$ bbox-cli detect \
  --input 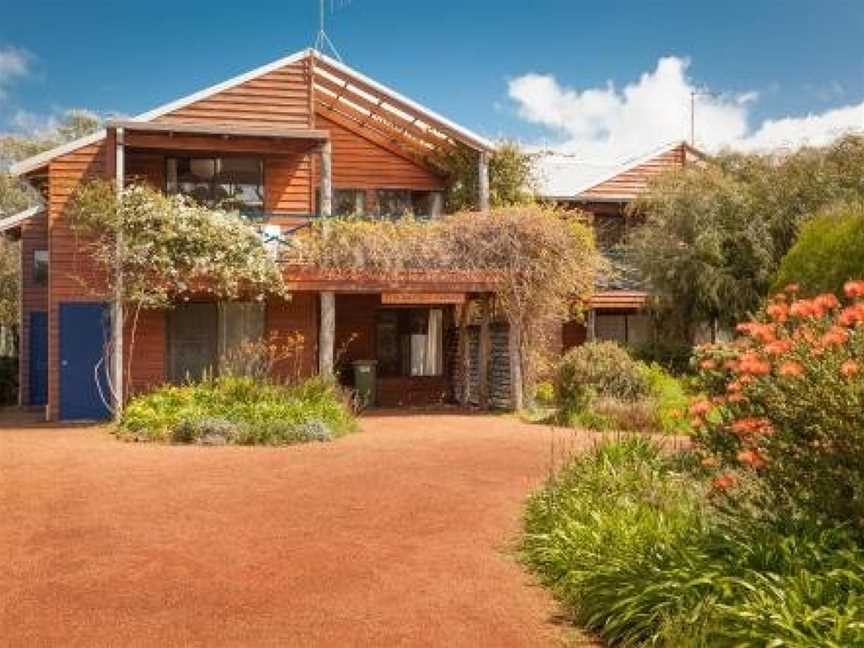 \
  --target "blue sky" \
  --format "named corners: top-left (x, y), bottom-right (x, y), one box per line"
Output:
top-left (1, 0), bottom-right (862, 161)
